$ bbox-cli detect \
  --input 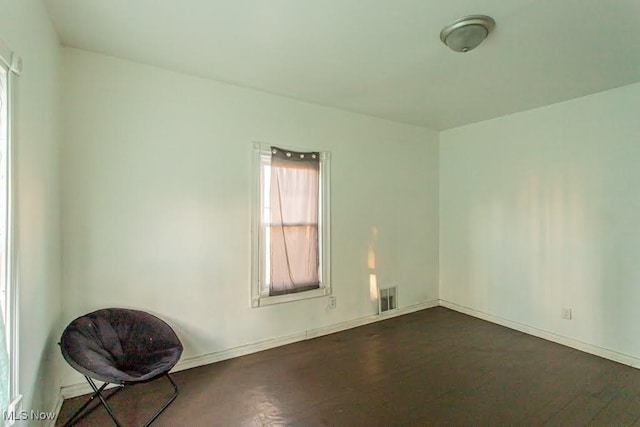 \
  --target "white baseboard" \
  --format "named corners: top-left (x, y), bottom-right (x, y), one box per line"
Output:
top-left (59, 299), bottom-right (439, 399)
top-left (440, 299), bottom-right (640, 369)
top-left (46, 392), bottom-right (64, 427)
top-left (55, 297), bottom-right (640, 421)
